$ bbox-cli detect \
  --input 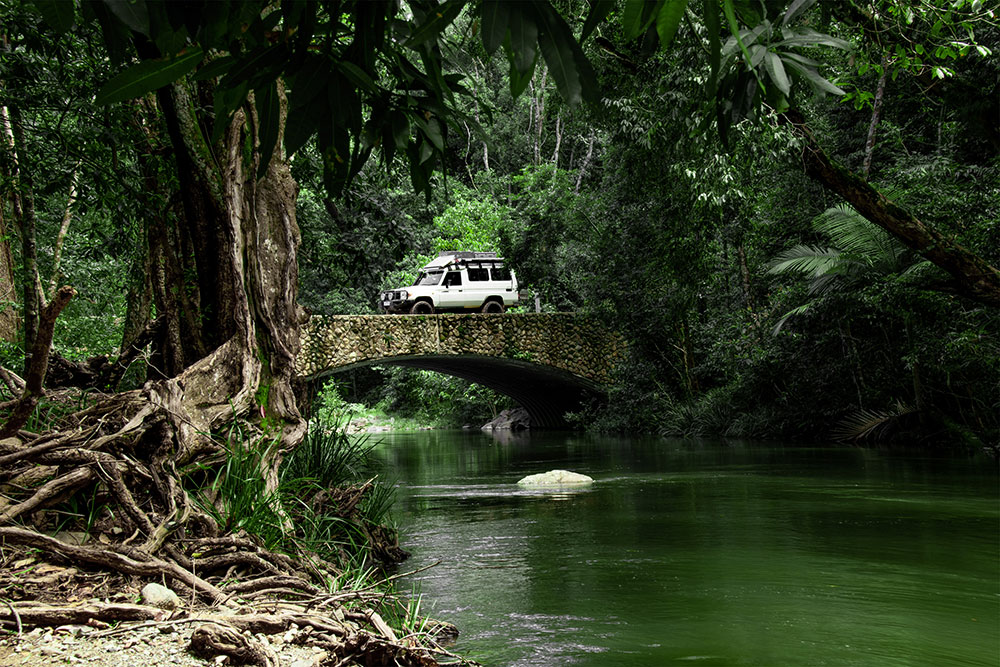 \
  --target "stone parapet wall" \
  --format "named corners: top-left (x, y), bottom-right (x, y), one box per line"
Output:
top-left (297, 313), bottom-right (624, 385)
